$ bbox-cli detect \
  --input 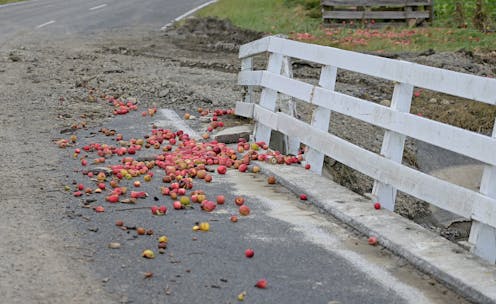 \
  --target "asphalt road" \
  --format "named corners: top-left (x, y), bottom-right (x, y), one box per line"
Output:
top-left (55, 108), bottom-right (468, 304)
top-left (0, 0), bottom-right (209, 43)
